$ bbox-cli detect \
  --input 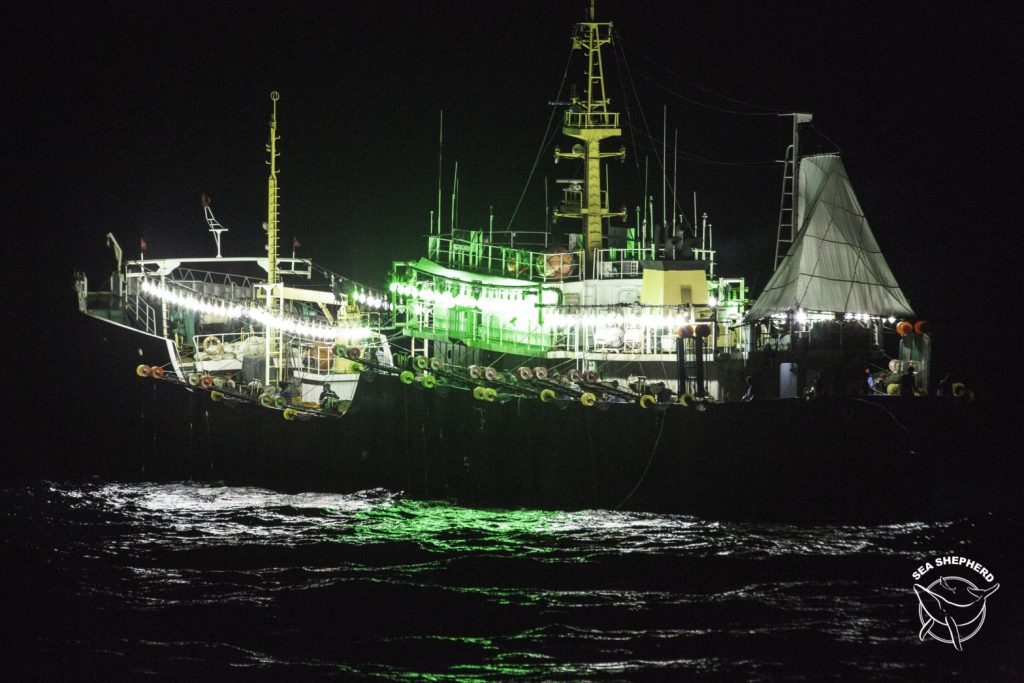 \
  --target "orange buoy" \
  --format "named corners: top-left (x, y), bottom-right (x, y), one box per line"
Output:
top-left (695, 324), bottom-right (712, 338)
top-left (135, 364), bottom-right (151, 378)
top-left (678, 325), bottom-right (694, 338)
top-left (150, 366), bottom-right (165, 379)
top-left (896, 321), bottom-right (913, 336)
top-left (199, 375), bottom-right (214, 389)
top-left (914, 320), bottom-right (929, 335)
